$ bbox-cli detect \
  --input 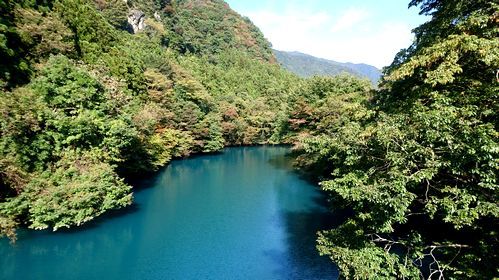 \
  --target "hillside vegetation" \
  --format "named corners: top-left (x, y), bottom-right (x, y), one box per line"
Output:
top-left (0, 0), bottom-right (300, 239)
top-left (0, 0), bottom-right (497, 279)
top-left (161, 0), bottom-right (276, 62)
